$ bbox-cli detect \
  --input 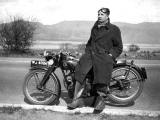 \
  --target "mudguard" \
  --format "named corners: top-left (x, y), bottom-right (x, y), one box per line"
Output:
top-left (114, 60), bottom-right (147, 81)
top-left (30, 65), bottom-right (49, 71)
